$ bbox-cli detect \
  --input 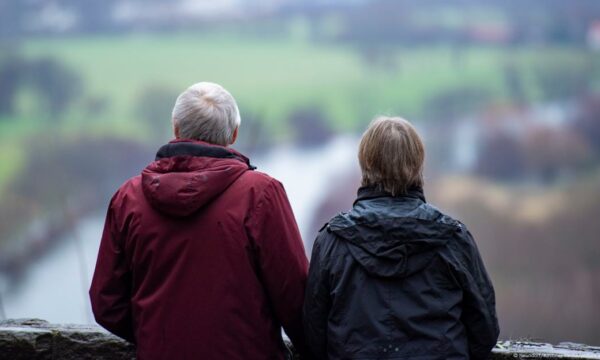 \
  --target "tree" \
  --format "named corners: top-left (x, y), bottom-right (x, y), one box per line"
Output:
top-left (135, 86), bottom-right (178, 145)
top-left (233, 109), bottom-right (272, 155)
top-left (534, 60), bottom-right (591, 102)
top-left (425, 86), bottom-right (492, 122)
top-left (503, 62), bottom-right (528, 105)
top-left (0, 0), bottom-right (27, 38)
top-left (288, 106), bottom-right (333, 147)
top-left (0, 56), bottom-right (26, 117)
top-left (28, 58), bottom-right (83, 118)
top-left (573, 95), bottom-right (600, 156)
top-left (476, 131), bottom-right (525, 181)
top-left (522, 126), bottom-right (593, 183)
